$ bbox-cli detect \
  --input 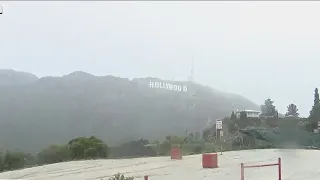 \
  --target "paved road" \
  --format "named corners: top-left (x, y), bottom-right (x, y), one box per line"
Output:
top-left (0, 149), bottom-right (319, 180)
